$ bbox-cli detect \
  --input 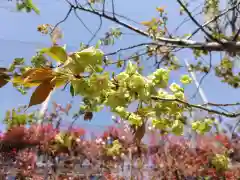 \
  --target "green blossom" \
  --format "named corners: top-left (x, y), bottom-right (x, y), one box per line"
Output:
top-left (106, 140), bottom-right (122, 156)
top-left (174, 91), bottom-right (185, 100)
top-left (180, 75), bottom-right (192, 84)
top-left (212, 154), bottom-right (230, 171)
top-left (171, 120), bottom-right (184, 135)
top-left (152, 68), bottom-right (170, 88)
top-left (128, 113), bottom-right (142, 126)
top-left (152, 119), bottom-right (169, 130)
top-left (169, 83), bottom-right (183, 93)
